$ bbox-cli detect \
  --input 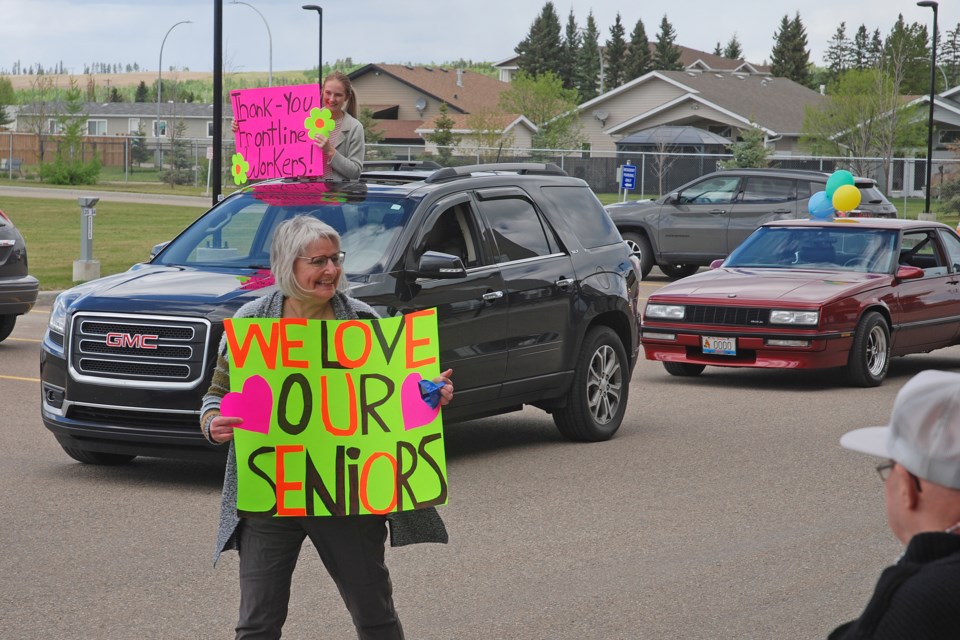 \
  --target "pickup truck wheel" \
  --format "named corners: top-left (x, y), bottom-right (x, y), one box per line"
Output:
top-left (60, 444), bottom-right (136, 465)
top-left (554, 326), bottom-right (628, 442)
top-left (663, 362), bottom-right (706, 377)
top-left (0, 314), bottom-right (15, 343)
top-left (621, 232), bottom-right (653, 278)
top-left (659, 263), bottom-right (699, 280)
top-left (846, 311), bottom-right (890, 387)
